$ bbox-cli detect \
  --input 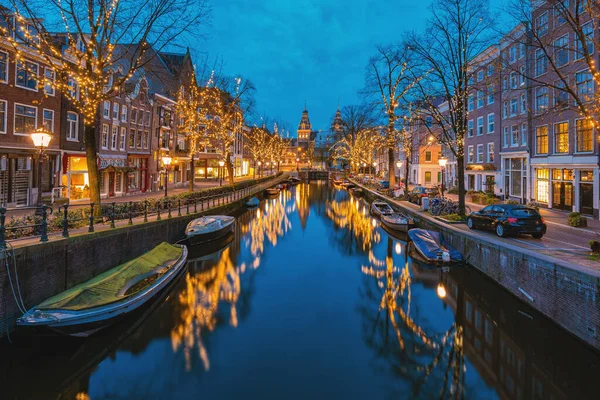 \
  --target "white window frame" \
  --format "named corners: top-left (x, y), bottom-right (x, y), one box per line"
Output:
top-left (44, 67), bottom-right (55, 96)
top-left (119, 127), bottom-right (126, 151)
top-left (554, 34), bottom-right (569, 67)
top-left (520, 93), bottom-right (527, 114)
top-left (103, 101), bottom-right (110, 119)
top-left (0, 100), bottom-right (7, 134)
top-left (510, 98), bottom-right (518, 116)
top-left (553, 120), bottom-right (570, 154)
top-left (521, 123), bottom-right (527, 146)
top-left (468, 120), bottom-right (474, 137)
top-left (42, 108), bottom-right (54, 133)
top-left (535, 48), bottom-right (548, 77)
top-left (503, 126), bottom-right (509, 148)
top-left (477, 90), bottom-right (484, 108)
top-left (487, 113), bottom-right (495, 133)
top-left (511, 125), bottom-right (519, 147)
top-left (111, 125), bottom-right (118, 150)
top-left (101, 124), bottom-right (109, 149)
top-left (487, 143), bottom-right (494, 163)
top-left (0, 50), bottom-right (7, 84)
top-left (112, 102), bottom-right (119, 120)
top-left (487, 85), bottom-right (494, 104)
top-left (15, 59), bottom-right (39, 92)
top-left (503, 101), bottom-right (508, 119)
top-left (476, 144), bottom-right (484, 163)
top-left (13, 102), bottom-right (37, 136)
top-left (67, 111), bottom-right (79, 141)
top-left (575, 21), bottom-right (594, 60)
top-left (477, 116), bottom-right (484, 136)
top-left (121, 105), bottom-right (128, 122)
top-left (467, 145), bottom-right (474, 163)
